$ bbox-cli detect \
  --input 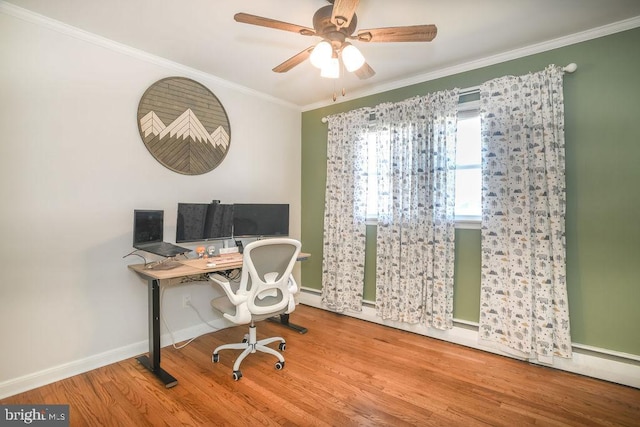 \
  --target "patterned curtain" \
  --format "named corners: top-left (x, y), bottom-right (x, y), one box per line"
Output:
top-left (374, 90), bottom-right (459, 329)
top-left (321, 110), bottom-right (370, 312)
top-left (479, 65), bottom-right (572, 363)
